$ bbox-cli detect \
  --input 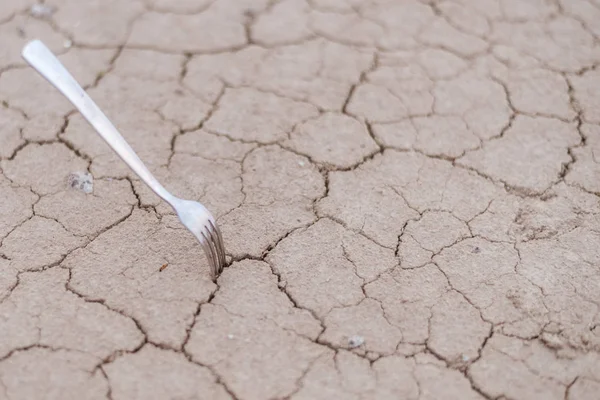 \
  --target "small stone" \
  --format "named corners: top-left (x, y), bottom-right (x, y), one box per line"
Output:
top-left (227, 334), bottom-right (234, 340)
top-left (541, 333), bottom-right (564, 350)
top-left (348, 335), bottom-right (365, 348)
top-left (30, 4), bottom-right (55, 19)
top-left (67, 172), bottom-right (93, 194)
top-left (63, 40), bottom-right (73, 49)
top-left (298, 161), bottom-right (305, 167)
